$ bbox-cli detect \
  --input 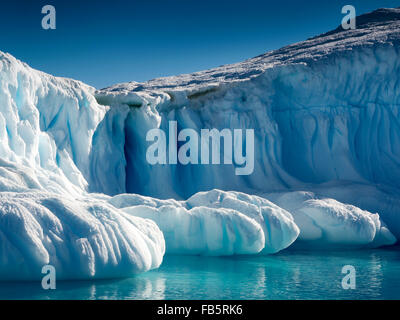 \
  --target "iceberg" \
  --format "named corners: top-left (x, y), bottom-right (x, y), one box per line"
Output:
top-left (0, 8), bottom-right (399, 280)
top-left (0, 192), bottom-right (165, 280)
top-left (186, 190), bottom-right (299, 254)
top-left (109, 189), bottom-right (299, 255)
top-left (96, 8), bottom-right (400, 198)
top-left (265, 191), bottom-right (396, 248)
top-left (122, 203), bottom-right (265, 256)
top-left (0, 53), bottom-right (165, 280)
top-left (95, 8), bottom-right (400, 241)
